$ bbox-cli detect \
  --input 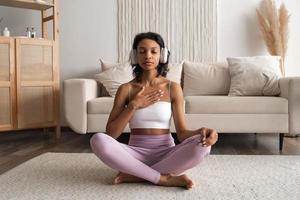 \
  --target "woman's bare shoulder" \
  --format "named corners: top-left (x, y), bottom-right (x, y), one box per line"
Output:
top-left (170, 81), bottom-right (181, 88)
top-left (161, 77), bottom-right (180, 89)
top-left (117, 80), bottom-right (142, 99)
top-left (160, 76), bottom-right (170, 82)
top-left (160, 77), bottom-right (180, 85)
top-left (115, 83), bottom-right (132, 100)
top-left (117, 83), bottom-right (130, 92)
